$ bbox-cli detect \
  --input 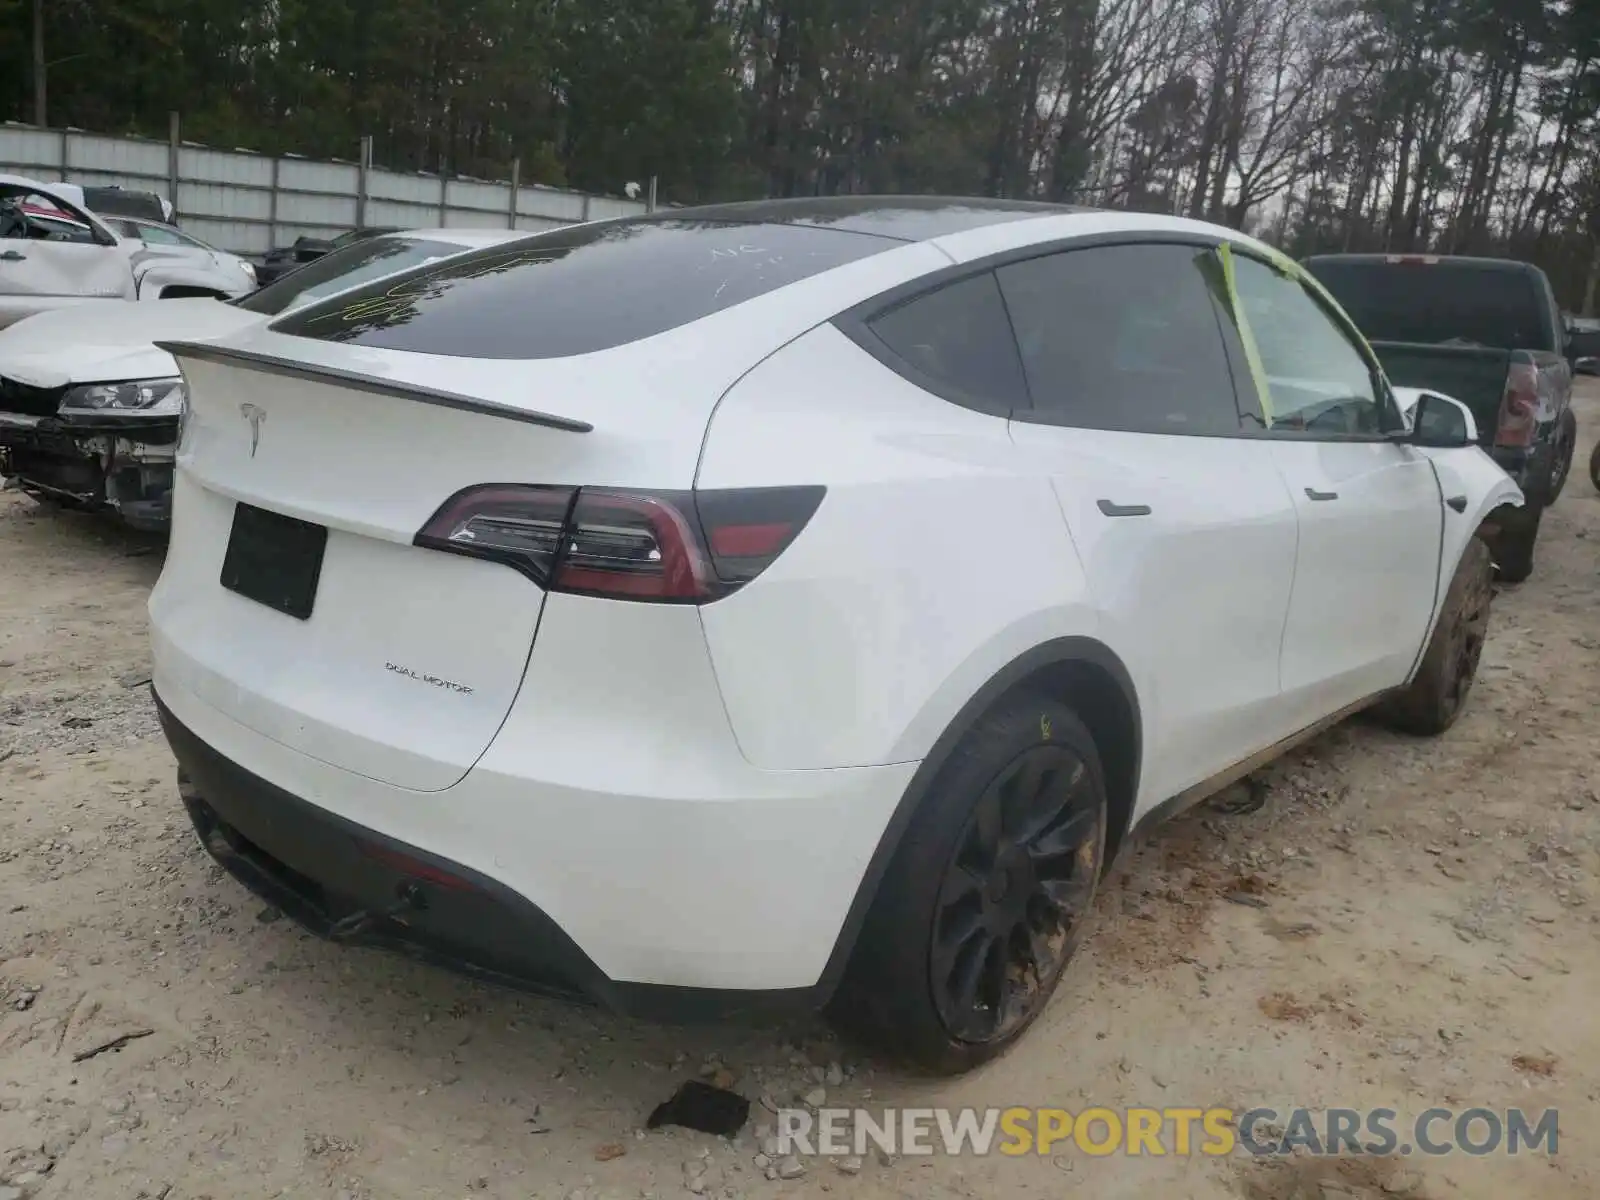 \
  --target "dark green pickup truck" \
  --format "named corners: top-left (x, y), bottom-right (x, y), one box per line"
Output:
top-left (1304, 254), bottom-right (1577, 582)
